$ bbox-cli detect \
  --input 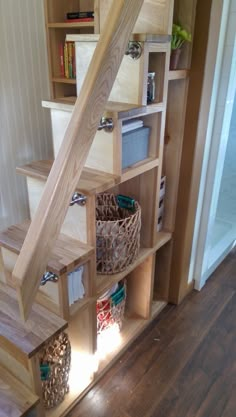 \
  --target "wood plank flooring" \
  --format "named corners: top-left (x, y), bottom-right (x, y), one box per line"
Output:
top-left (67, 249), bottom-right (236, 417)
